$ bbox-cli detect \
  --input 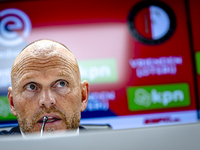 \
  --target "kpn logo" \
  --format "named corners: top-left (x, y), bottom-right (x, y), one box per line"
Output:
top-left (0, 96), bottom-right (17, 120)
top-left (78, 58), bottom-right (118, 84)
top-left (127, 83), bottom-right (190, 111)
